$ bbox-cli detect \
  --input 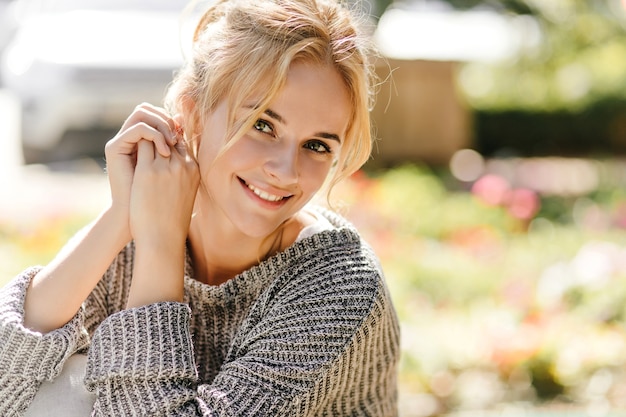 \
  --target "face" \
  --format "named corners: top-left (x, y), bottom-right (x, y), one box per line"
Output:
top-left (194, 61), bottom-right (352, 238)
